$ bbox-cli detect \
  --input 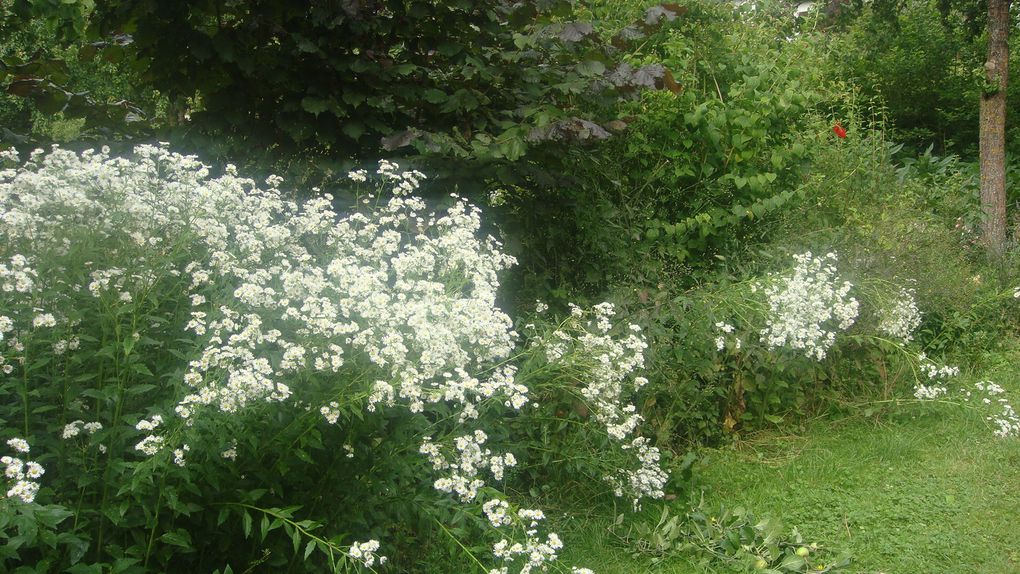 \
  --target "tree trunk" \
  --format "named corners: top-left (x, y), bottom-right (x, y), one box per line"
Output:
top-left (980, 0), bottom-right (1011, 257)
